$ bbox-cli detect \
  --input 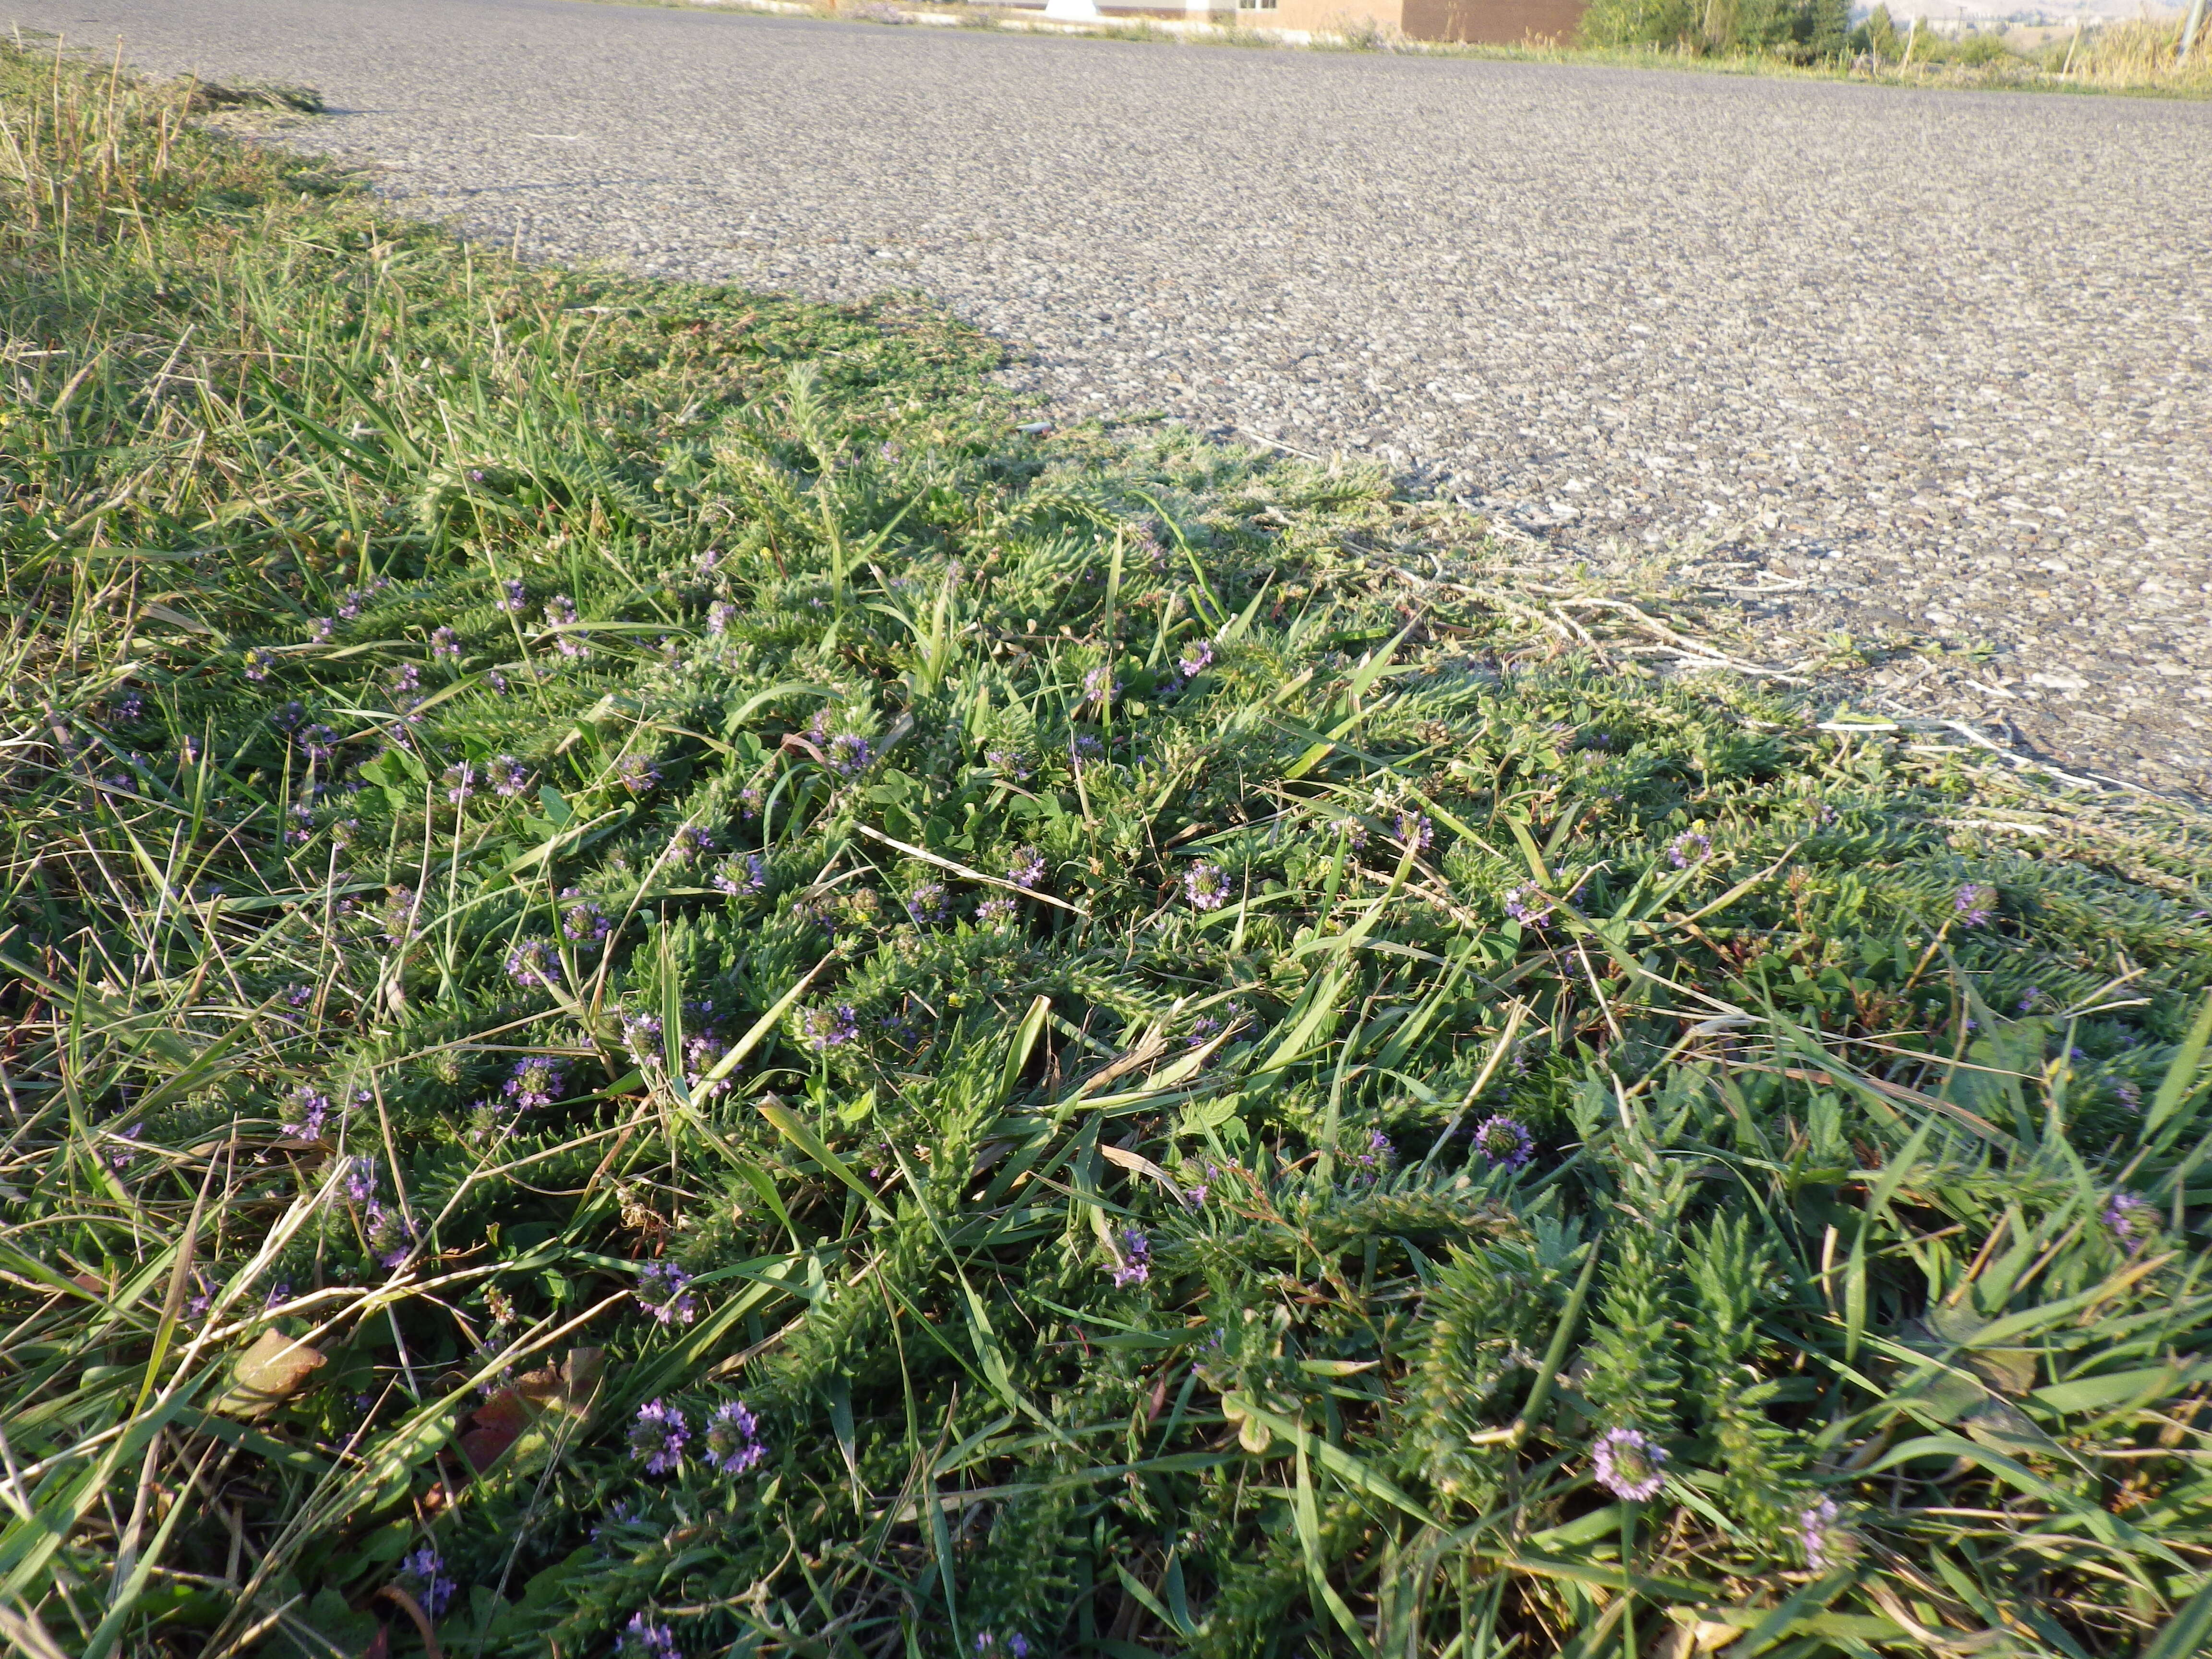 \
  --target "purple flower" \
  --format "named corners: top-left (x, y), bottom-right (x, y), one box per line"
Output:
top-left (107, 1123), bottom-right (143, 1170)
top-left (1668, 832), bottom-right (1712, 869)
top-left (283, 1086), bottom-right (332, 1140)
top-left (977, 1638), bottom-right (1031, 1659)
top-left (443, 762), bottom-right (476, 805)
top-left (976, 896), bottom-right (1018, 927)
top-left (637, 1261), bottom-right (698, 1326)
top-left (1357, 1129), bottom-right (1395, 1170)
top-left (615, 754), bottom-right (660, 794)
top-left (363, 1201), bottom-right (415, 1269)
top-left (381, 888), bottom-right (421, 947)
top-left (2104, 1191), bottom-right (2156, 1255)
top-left (1182, 861), bottom-right (1230, 912)
top-left (1473, 1115), bottom-right (1533, 1172)
top-left (387, 662), bottom-right (421, 695)
top-left (495, 578), bottom-right (527, 614)
top-left (1591, 1427), bottom-right (1667, 1502)
top-left (628, 1399), bottom-right (688, 1475)
top-left (113, 690), bottom-right (146, 721)
top-left (1954, 883), bottom-right (1996, 927)
top-left (800, 1004), bottom-right (859, 1051)
top-left (504, 1057), bottom-right (565, 1112)
top-left (713, 854), bottom-right (766, 896)
top-left (706, 601), bottom-right (734, 636)
top-left (489, 755), bottom-right (528, 797)
top-left (1187, 1015), bottom-right (1221, 1049)
top-left (619, 1613), bottom-right (680, 1659)
top-left (1798, 1497), bottom-right (1849, 1571)
top-left (1008, 847), bottom-right (1045, 890)
top-left (905, 882), bottom-right (949, 925)
top-left (243, 647), bottom-right (276, 683)
top-left (985, 748), bottom-right (1031, 780)
top-left (284, 982), bottom-right (313, 1008)
top-left (560, 889), bottom-right (612, 943)
top-left (269, 700), bottom-right (307, 734)
top-left (543, 594), bottom-right (579, 628)
top-left (826, 733), bottom-right (874, 777)
top-left (302, 724), bottom-right (337, 763)
top-left (1081, 664), bottom-right (1116, 708)
top-left (309, 617), bottom-right (336, 643)
top-left (430, 626), bottom-right (460, 660)
top-left (1111, 1228), bottom-right (1151, 1288)
top-left (505, 937), bottom-right (559, 992)
top-left (397, 1547), bottom-right (455, 1617)
top-left (1330, 816), bottom-right (1368, 849)
top-left (1395, 811), bottom-right (1433, 853)
top-left (1503, 884), bottom-right (1551, 928)
top-left (670, 825), bottom-right (714, 864)
top-left (1177, 639), bottom-right (1215, 681)
top-left (704, 1400), bottom-right (766, 1474)
top-left (342, 1155), bottom-right (380, 1205)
